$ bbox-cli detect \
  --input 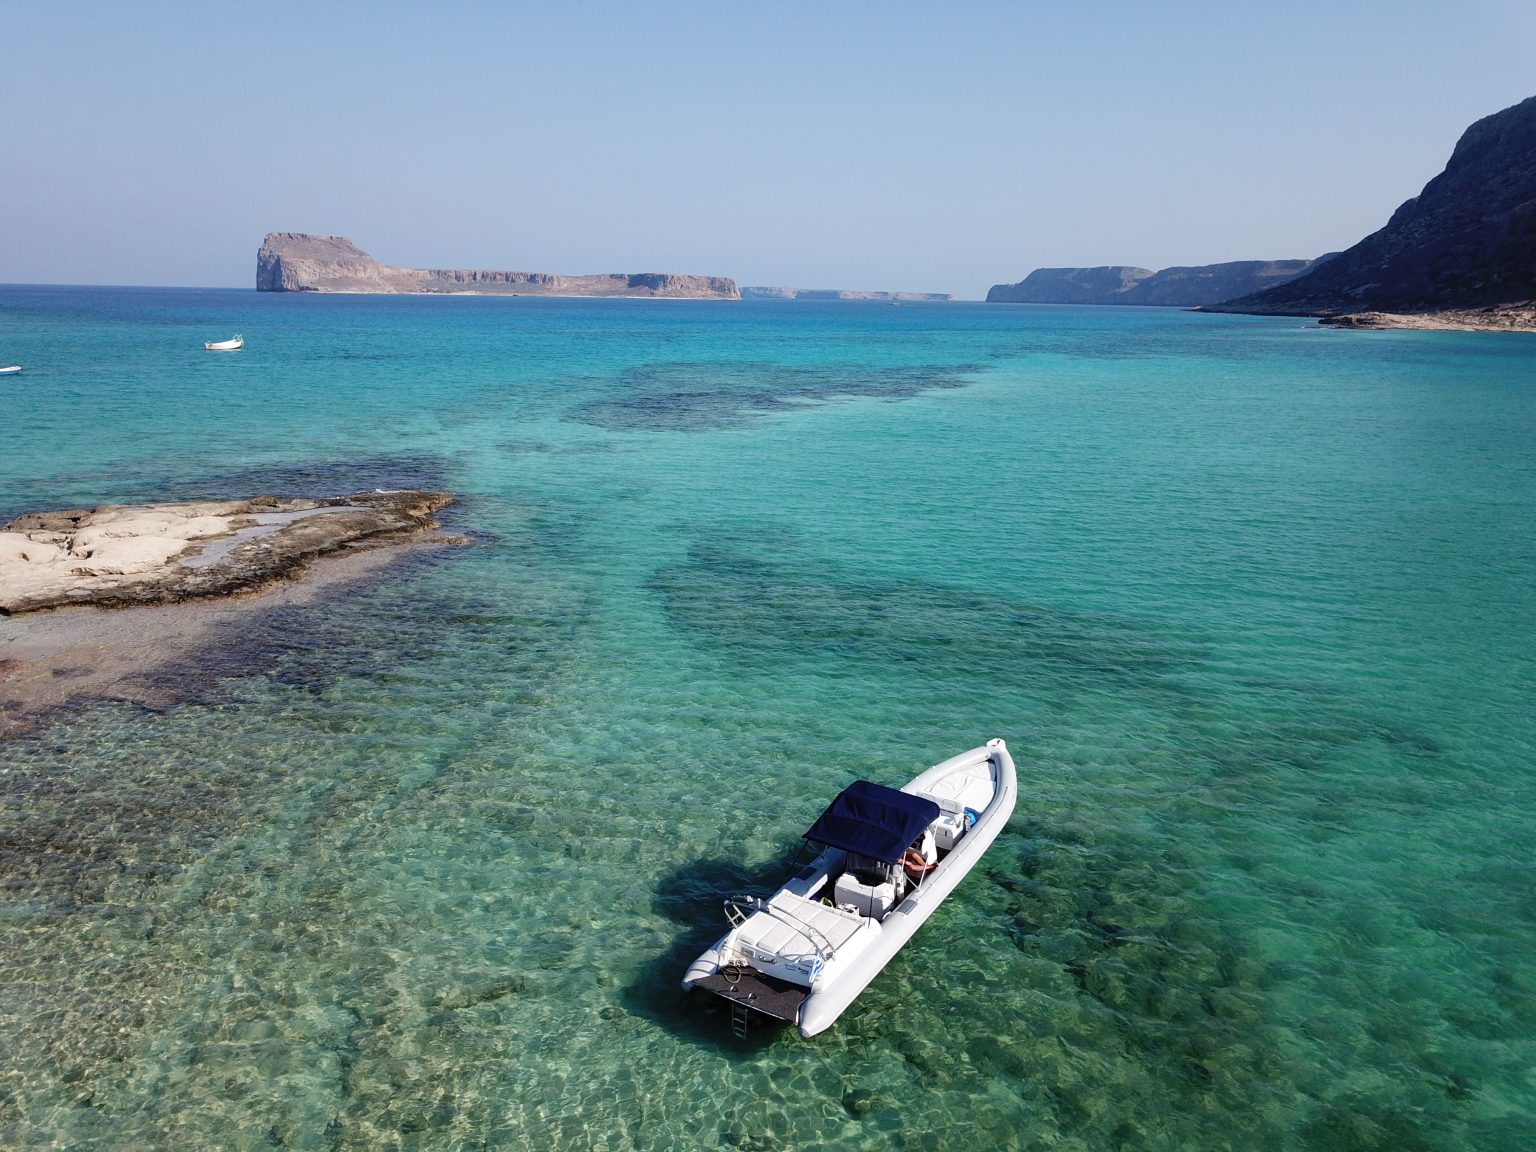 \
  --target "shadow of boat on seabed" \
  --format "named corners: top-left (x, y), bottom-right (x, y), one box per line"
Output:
top-left (619, 855), bottom-right (793, 1049)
